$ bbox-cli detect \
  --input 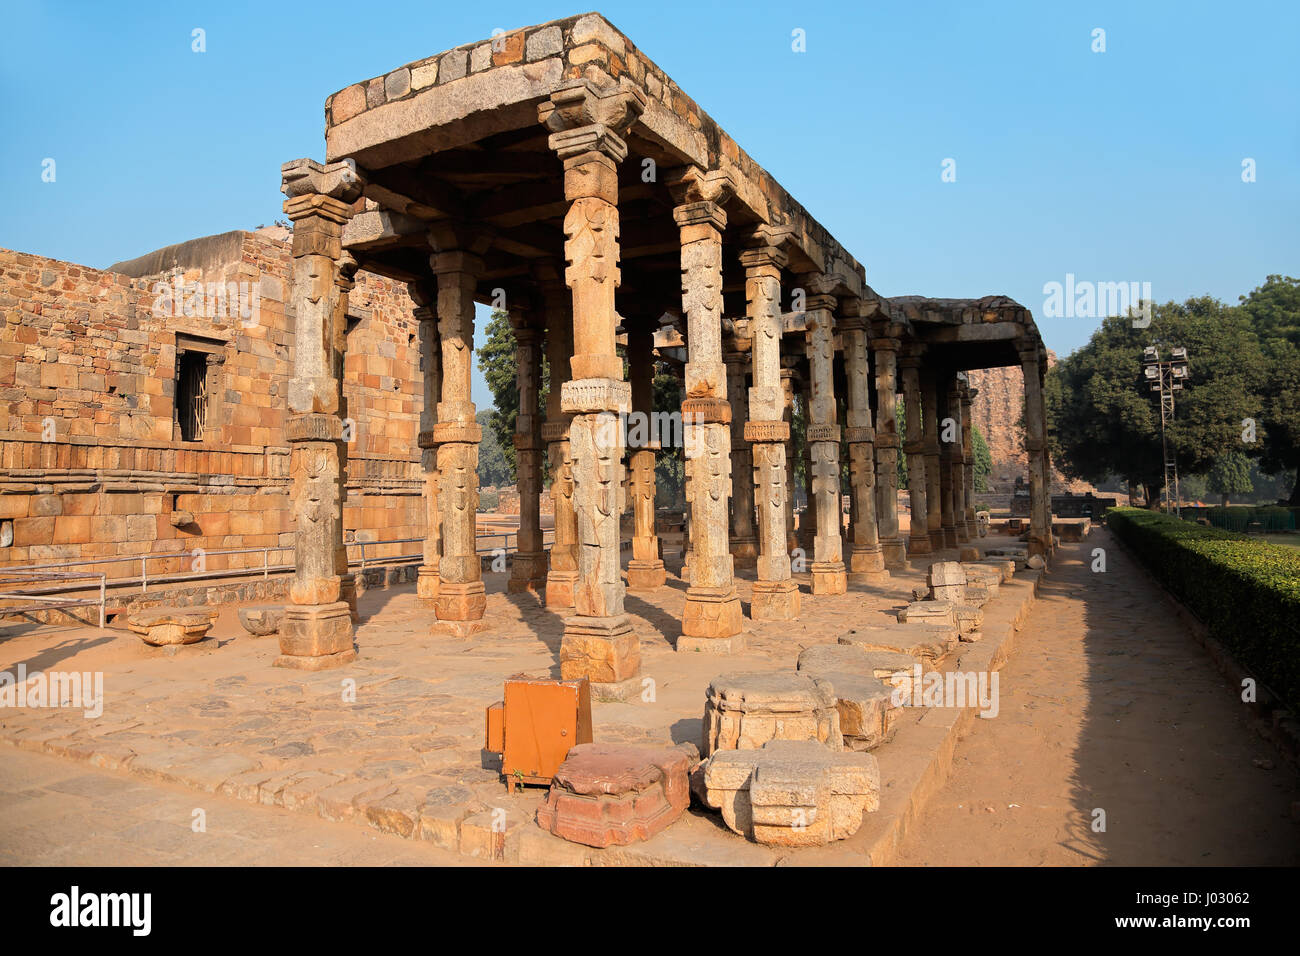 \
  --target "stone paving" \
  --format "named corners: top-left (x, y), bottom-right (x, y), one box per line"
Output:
top-left (1, 545), bottom-right (965, 864)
